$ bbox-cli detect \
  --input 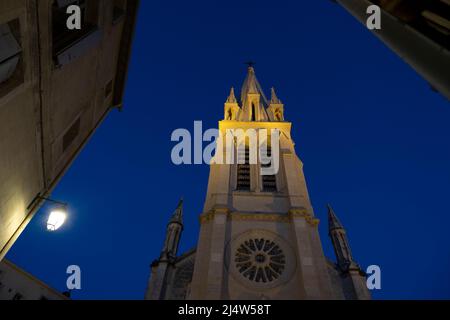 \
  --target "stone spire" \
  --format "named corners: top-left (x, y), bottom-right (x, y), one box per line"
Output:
top-left (270, 87), bottom-right (282, 104)
top-left (226, 87), bottom-right (237, 103)
top-left (224, 87), bottom-right (240, 121)
top-left (327, 205), bottom-right (358, 272)
top-left (169, 198), bottom-right (183, 225)
top-left (146, 199), bottom-right (186, 300)
top-left (160, 199), bottom-right (184, 261)
top-left (327, 205), bottom-right (371, 300)
top-left (240, 65), bottom-right (268, 105)
top-left (239, 65), bottom-right (269, 121)
top-left (267, 86), bottom-right (285, 122)
top-left (327, 204), bottom-right (344, 233)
